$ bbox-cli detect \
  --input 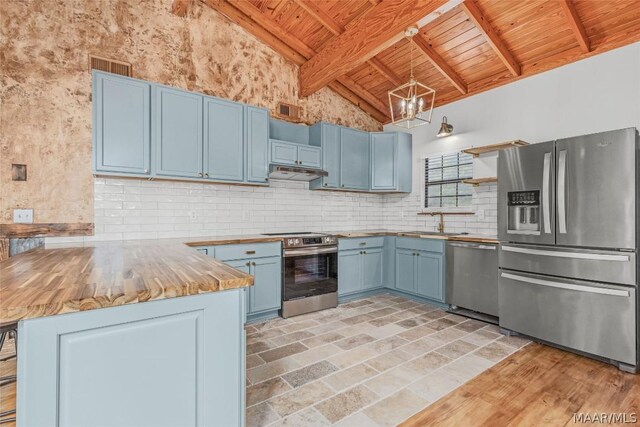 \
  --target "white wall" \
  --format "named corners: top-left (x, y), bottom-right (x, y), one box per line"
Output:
top-left (384, 42), bottom-right (640, 236)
